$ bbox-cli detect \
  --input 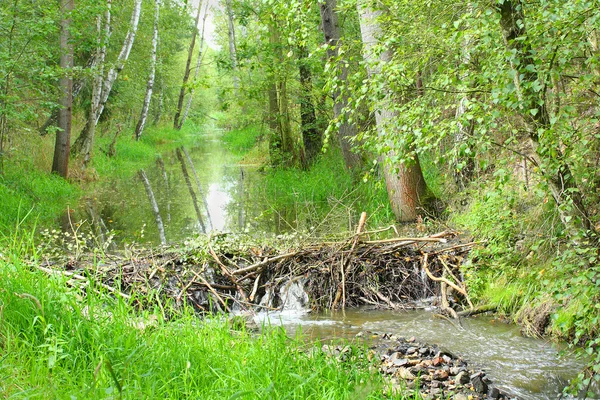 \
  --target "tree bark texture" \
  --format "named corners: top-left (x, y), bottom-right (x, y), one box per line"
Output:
top-left (138, 169), bottom-right (167, 245)
top-left (320, 0), bottom-right (362, 170)
top-left (496, 0), bottom-right (592, 234)
top-left (357, 1), bottom-right (428, 222)
top-left (174, 2), bottom-right (202, 130)
top-left (52, 0), bottom-right (74, 178)
top-left (135, 0), bottom-right (160, 140)
top-left (182, 146), bottom-right (212, 230)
